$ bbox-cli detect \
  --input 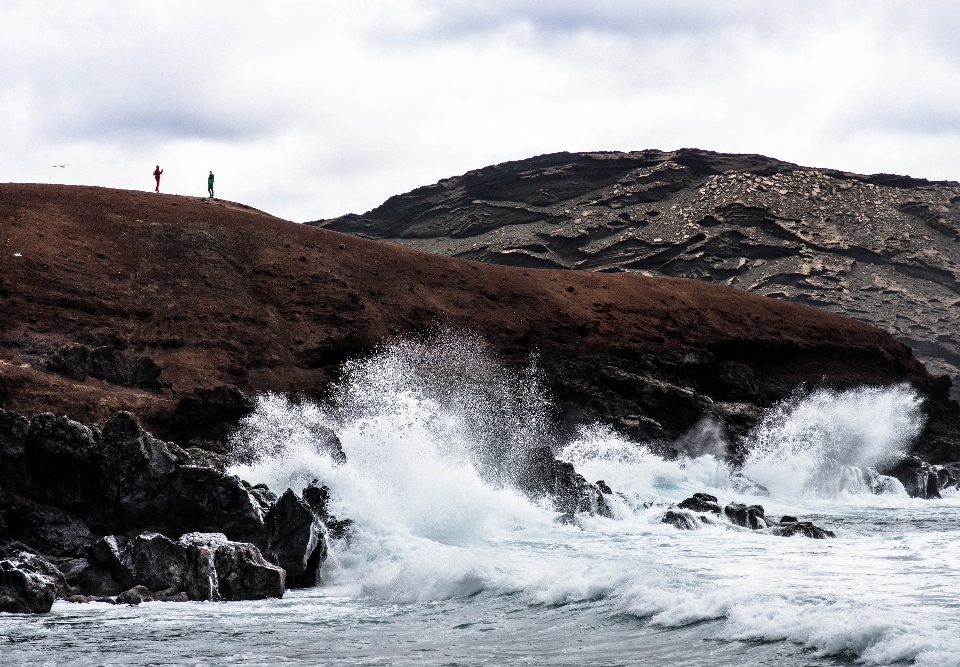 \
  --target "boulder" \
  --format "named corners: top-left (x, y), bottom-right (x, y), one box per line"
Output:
top-left (91, 532), bottom-right (285, 602)
top-left (724, 502), bottom-right (767, 530)
top-left (179, 533), bottom-right (285, 601)
top-left (166, 466), bottom-right (266, 543)
top-left (776, 520), bottom-right (836, 539)
top-left (661, 510), bottom-right (701, 530)
top-left (158, 386), bottom-right (255, 449)
top-left (0, 551), bottom-right (64, 613)
top-left (23, 413), bottom-right (100, 512)
top-left (517, 446), bottom-right (613, 518)
top-left (677, 493), bottom-right (721, 515)
top-left (302, 481), bottom-right (353, 540)
top-left (57, 557), bottom-right (125, 597)
top-left (883, 456), bottom-right (943, 499)
top-left (264, 490), bottom-right (326, 587)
